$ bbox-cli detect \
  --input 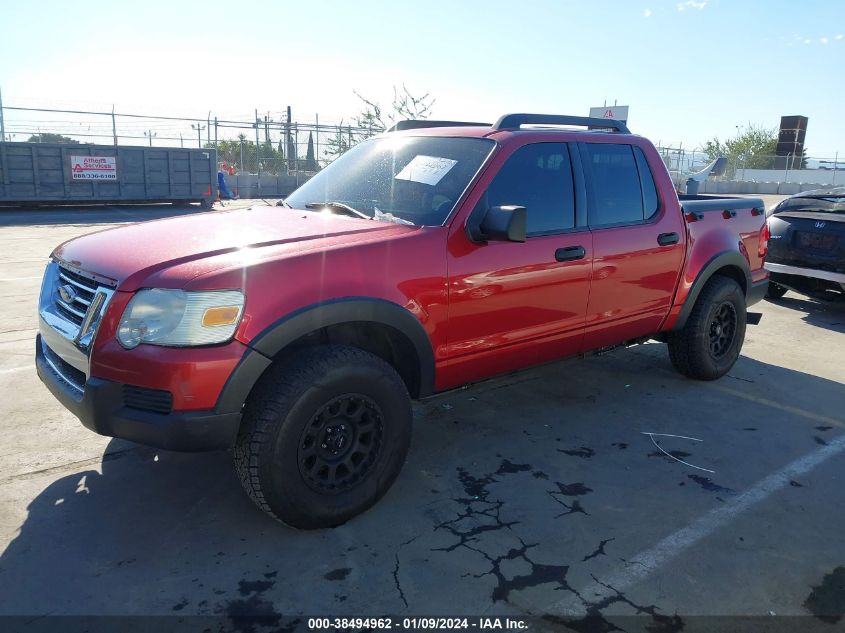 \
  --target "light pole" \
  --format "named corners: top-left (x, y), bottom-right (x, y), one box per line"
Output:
top-left (191, 123), bottom-right (206, 148)
top-left (144, 130), bottom-right (157, 147)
